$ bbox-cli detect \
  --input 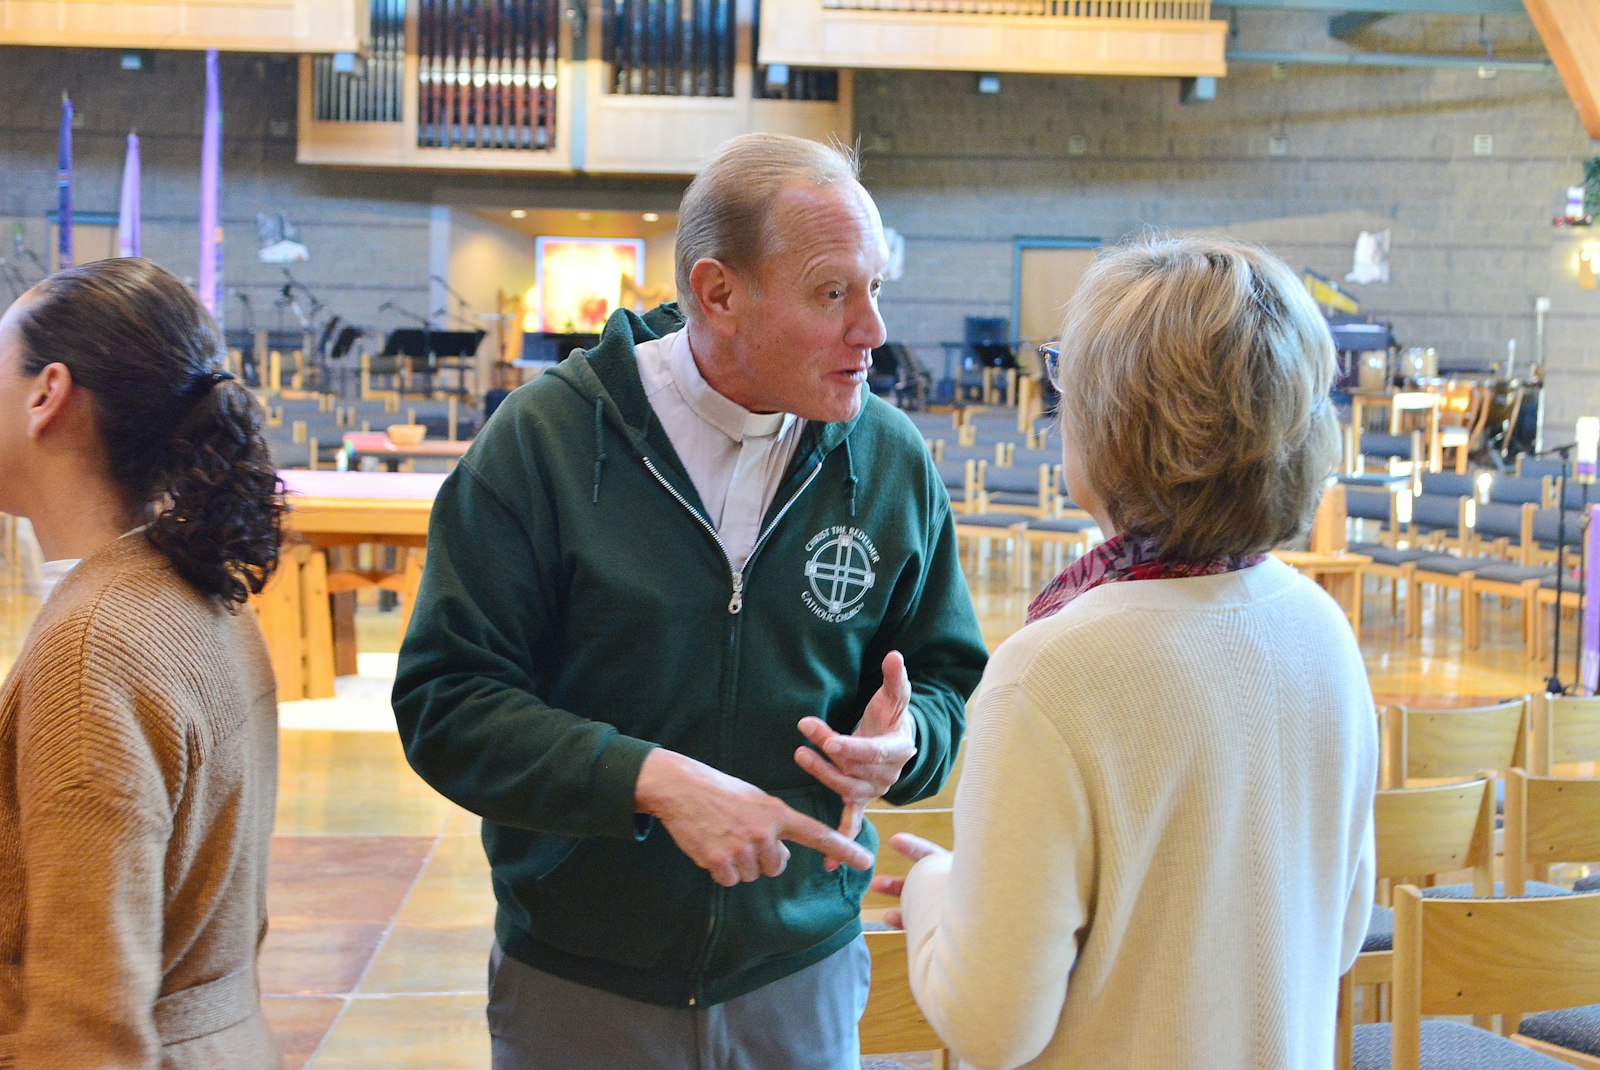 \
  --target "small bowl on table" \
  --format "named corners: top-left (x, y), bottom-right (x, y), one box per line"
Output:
top-left (385, 423), bottom-right (427, 447)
